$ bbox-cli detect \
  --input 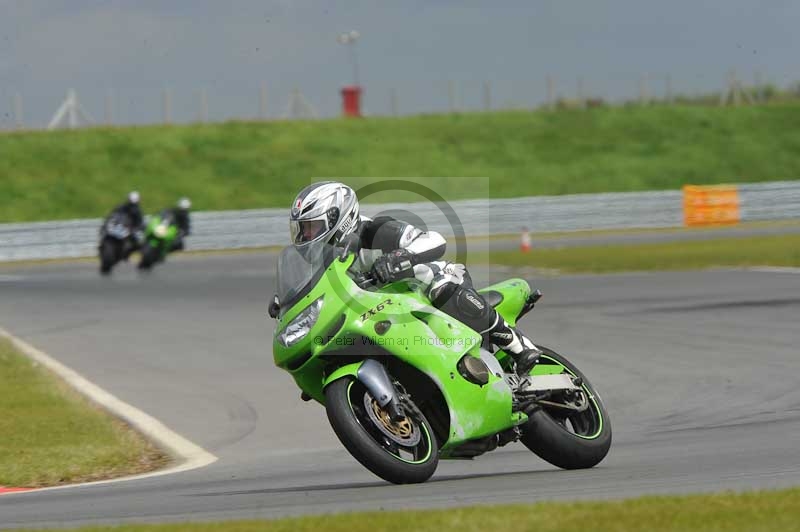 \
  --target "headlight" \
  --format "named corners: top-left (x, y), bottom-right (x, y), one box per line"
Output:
top-left (277, 296), bottom-right (324, 347)
top-left (154, 224), bottom-right (168, 238)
